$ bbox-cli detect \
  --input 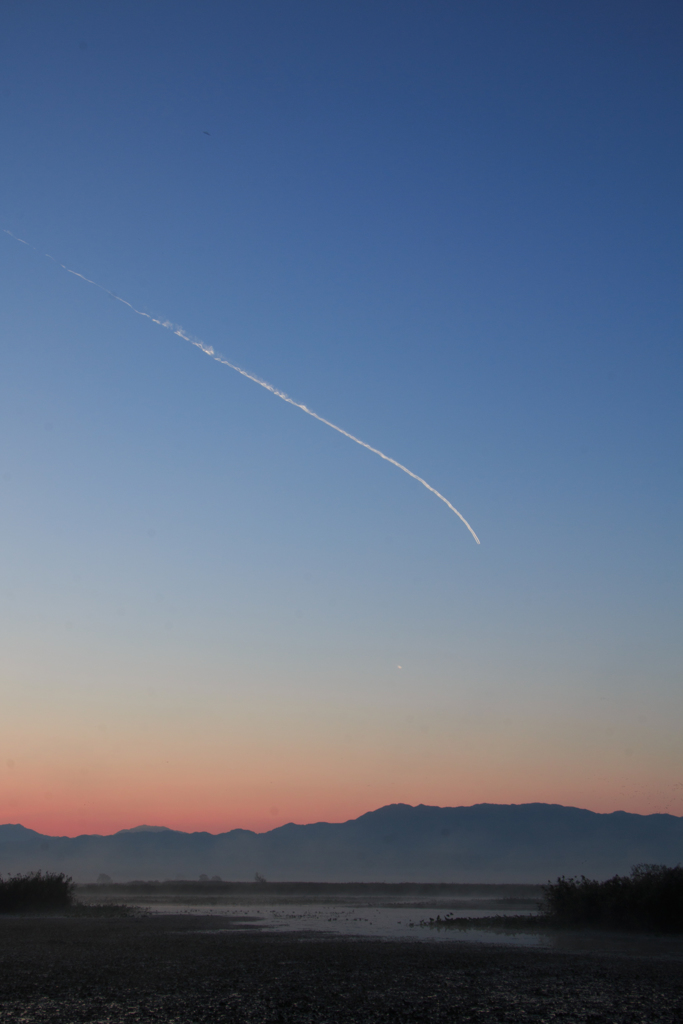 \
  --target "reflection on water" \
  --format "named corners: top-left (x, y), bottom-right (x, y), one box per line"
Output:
top-left (80, 888), bottom-right (541, 944)
top-left (78, 890), bottom-right (683, 957)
